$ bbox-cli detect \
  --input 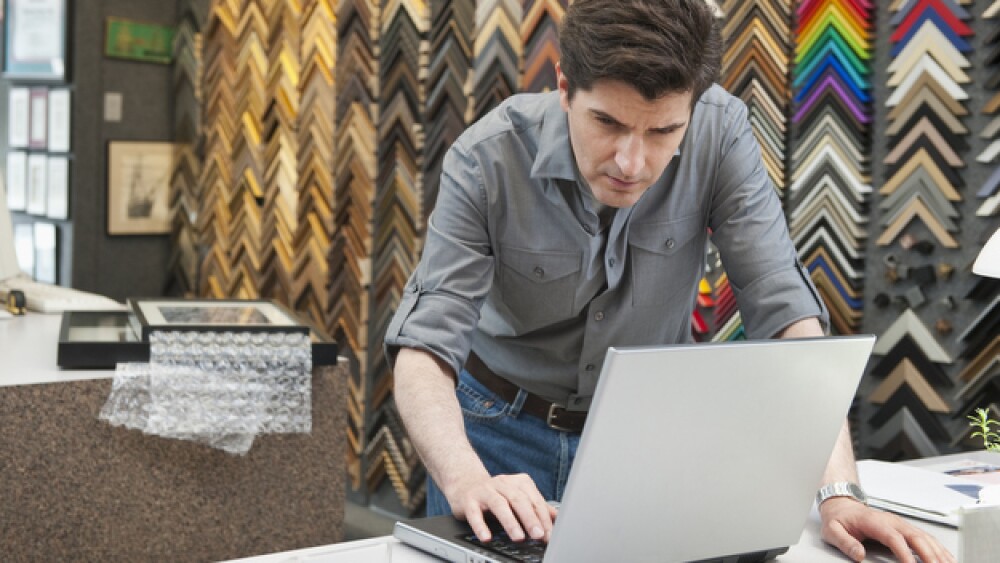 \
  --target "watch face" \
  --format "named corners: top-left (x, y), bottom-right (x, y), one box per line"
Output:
top-left (818, 482), bottom-right (868, 506)
top-left (847, 482), bottom-right (868, 502)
